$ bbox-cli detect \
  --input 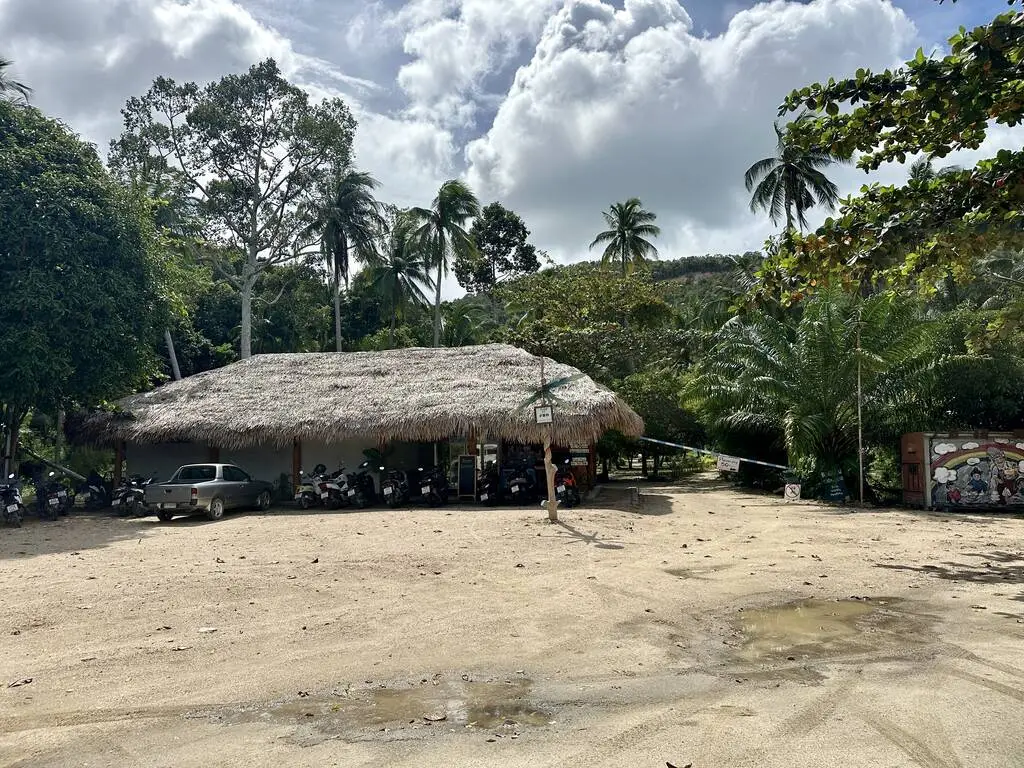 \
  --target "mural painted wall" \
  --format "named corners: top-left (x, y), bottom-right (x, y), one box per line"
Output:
top-left (930, 437), bottom-right (1024, 507)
